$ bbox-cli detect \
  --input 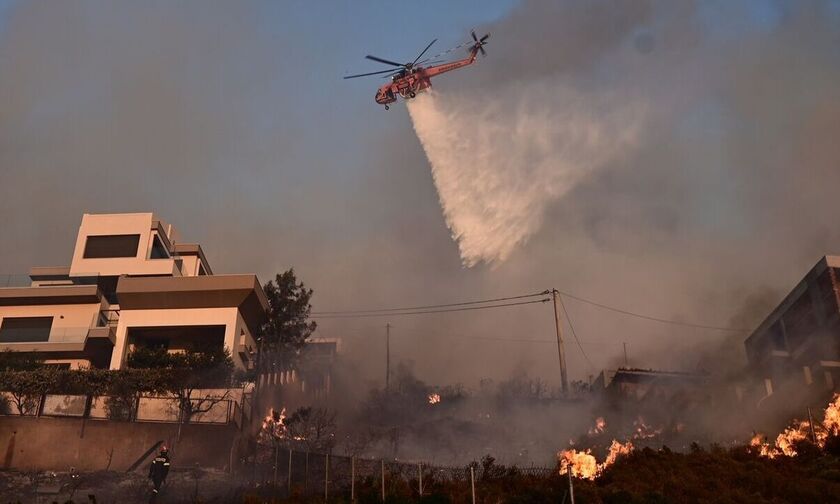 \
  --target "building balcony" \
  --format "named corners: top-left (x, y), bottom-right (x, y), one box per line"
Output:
top-left (0, 325), bottom-right (115, 352)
